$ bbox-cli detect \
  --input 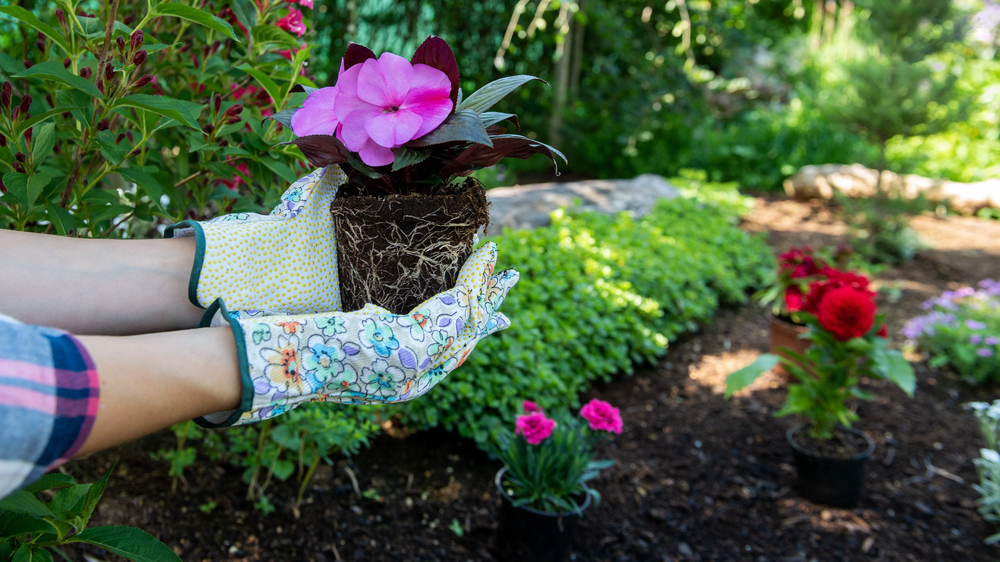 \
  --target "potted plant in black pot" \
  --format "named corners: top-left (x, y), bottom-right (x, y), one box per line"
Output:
top-left (275, 36), bottom-right (564, 313)
top-left (727, 278), bottom-right (915, 506)
top-left (490, 399), bottom-right (622, 562)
